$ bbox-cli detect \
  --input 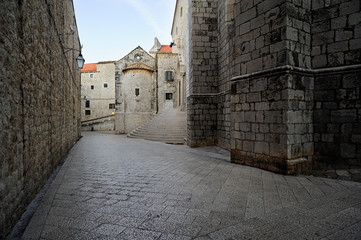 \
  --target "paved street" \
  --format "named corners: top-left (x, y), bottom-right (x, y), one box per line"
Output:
top-left (22, 132), bottom-right (361, 239)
